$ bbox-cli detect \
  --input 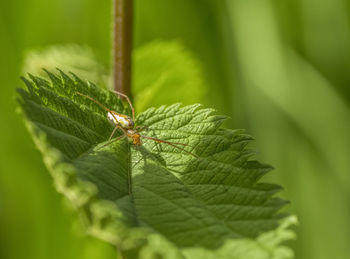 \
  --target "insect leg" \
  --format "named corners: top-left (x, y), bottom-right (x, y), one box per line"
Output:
top-left (109, 124), bottom-right (123, 141)
top-left (141, 135), bottom-right (197, 158)
top-left (111, 90), bottom-right (135, 121)
top-left (77, 92), bottom-right (120, 124)
top-left (97, 134), bottom-right (126, 150)
top-left (135, 125), bottom-right (150, 132)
